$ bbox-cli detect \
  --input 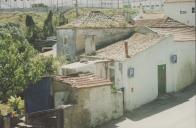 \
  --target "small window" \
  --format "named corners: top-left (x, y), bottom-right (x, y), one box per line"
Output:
top-left (63, 37), bottom-right (67, 45)
top-left (180, 10), bottom-right (187, 14)
top-left (109, 68), bottom-right (115, 82)
top-left (192, 7), bottom-right (195, 13)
